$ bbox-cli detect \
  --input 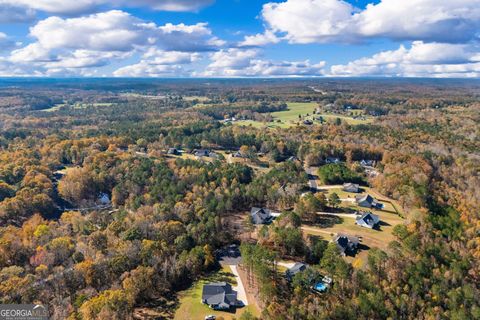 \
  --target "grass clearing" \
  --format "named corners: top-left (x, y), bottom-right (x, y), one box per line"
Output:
top-left (174, 265), bottom-right (260, 320)
top-left (303, 187), bottom-right (406, 264)
top-left (234, 102), bottom-right (373, 128)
